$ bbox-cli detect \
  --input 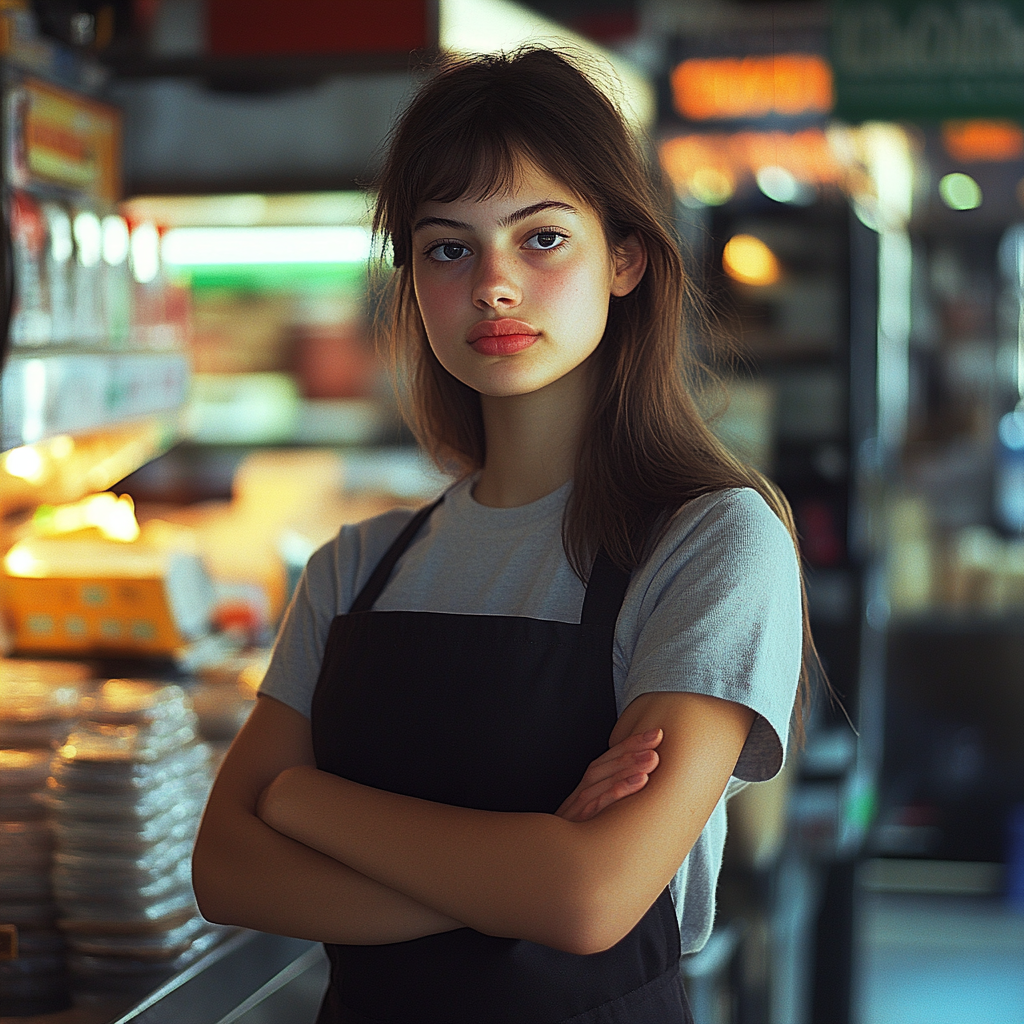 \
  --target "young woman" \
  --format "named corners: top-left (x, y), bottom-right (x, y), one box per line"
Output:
top-left (192, 48), bottom-right (806, 1024)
